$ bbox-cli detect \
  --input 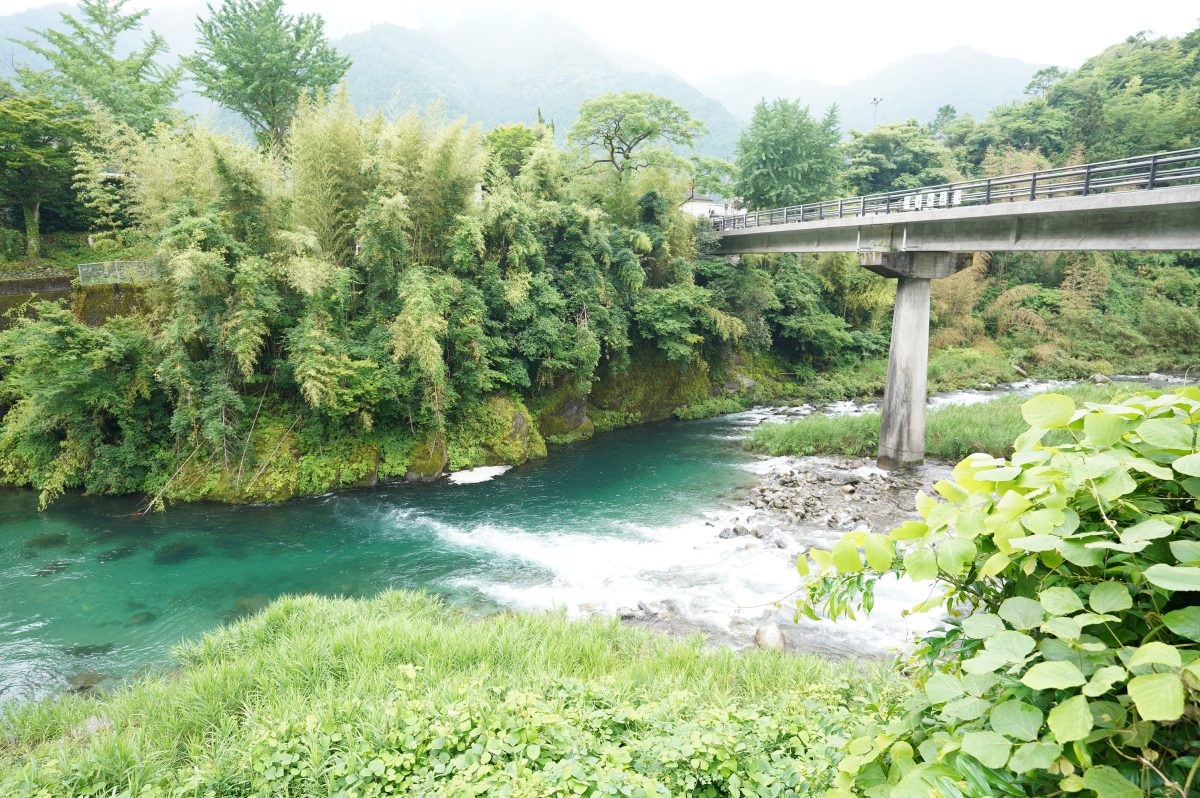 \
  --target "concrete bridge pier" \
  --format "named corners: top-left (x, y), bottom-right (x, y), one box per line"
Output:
top-left (860, 251), bottom-right (970, 469)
